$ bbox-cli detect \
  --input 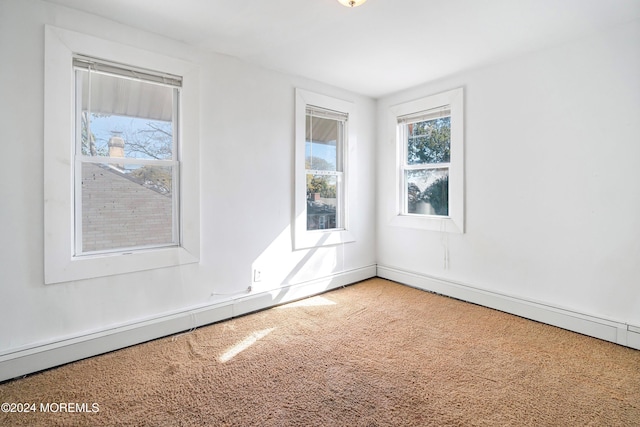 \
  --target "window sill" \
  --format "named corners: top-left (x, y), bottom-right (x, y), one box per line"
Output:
top-left (389, 214), bottom-right (463, 233)
top-left (45, 246), bottom-right (199, 285)
top-left (293, 228), bottom-right (356, 250)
